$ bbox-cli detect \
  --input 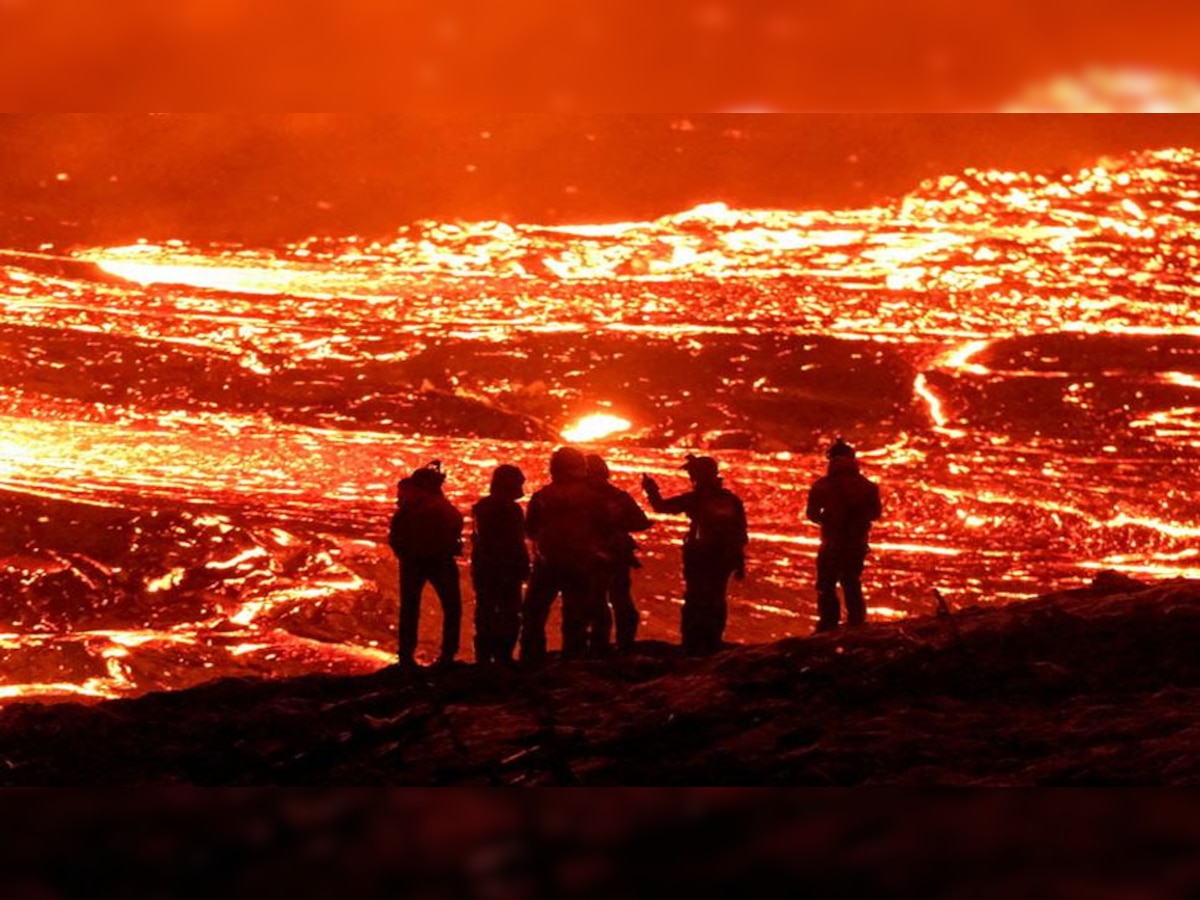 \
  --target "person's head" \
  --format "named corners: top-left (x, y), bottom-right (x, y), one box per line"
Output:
top-left (489, 464), bottom-right (526, 500)
top-left (407, 460), bottom-right (447, 493)
top-left (549, 446), bottom-right (587, 483)
top-left (681, 453), bottom-right (721, 488)
top-left (826, 437), bottom-right (855, 460)
top-left (585, 454), bottom-right (610, 483)
top-left (825, 438), bottom-right (858, 473)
